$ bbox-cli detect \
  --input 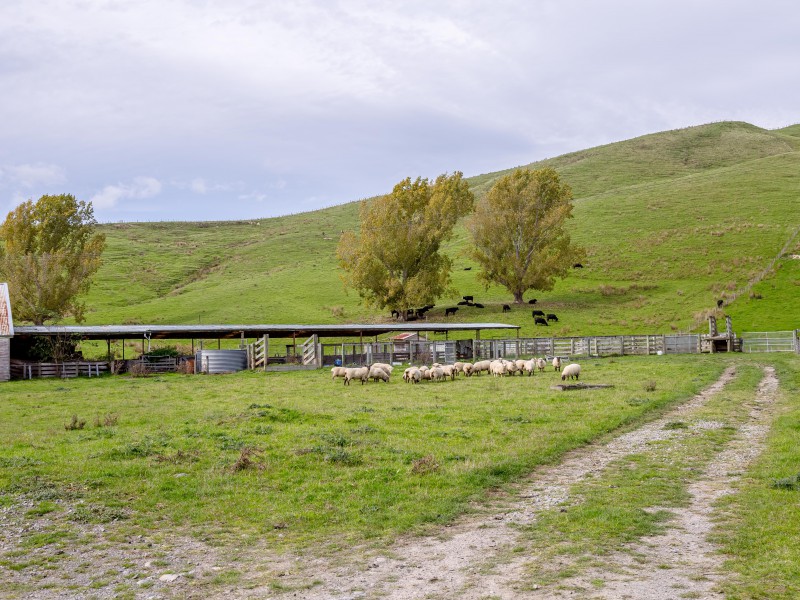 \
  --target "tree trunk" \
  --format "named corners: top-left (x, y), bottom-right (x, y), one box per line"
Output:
top-left (513, 290), bottom-right (524, 304)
